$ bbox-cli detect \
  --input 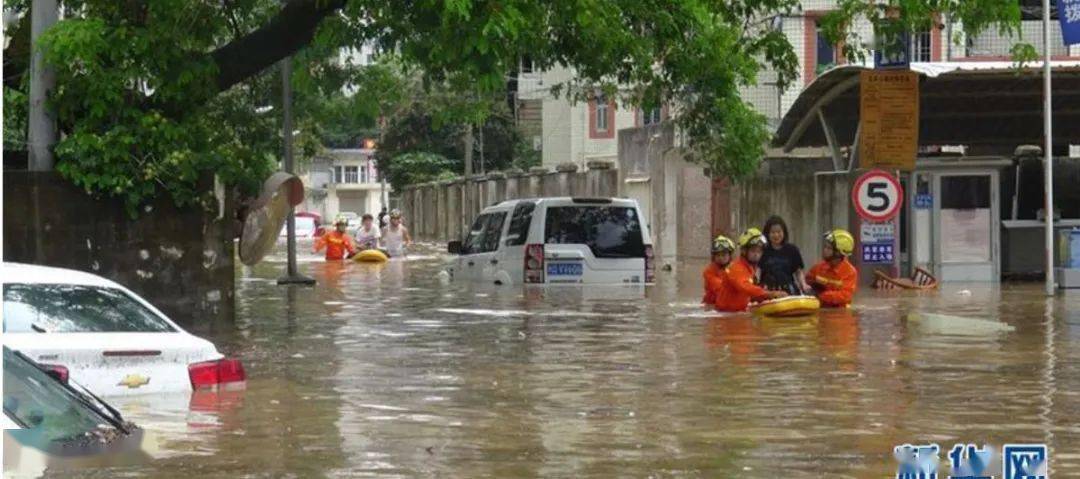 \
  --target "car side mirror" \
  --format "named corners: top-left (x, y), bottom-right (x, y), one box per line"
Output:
top-left (448, 240), bottom-right (462, 255)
